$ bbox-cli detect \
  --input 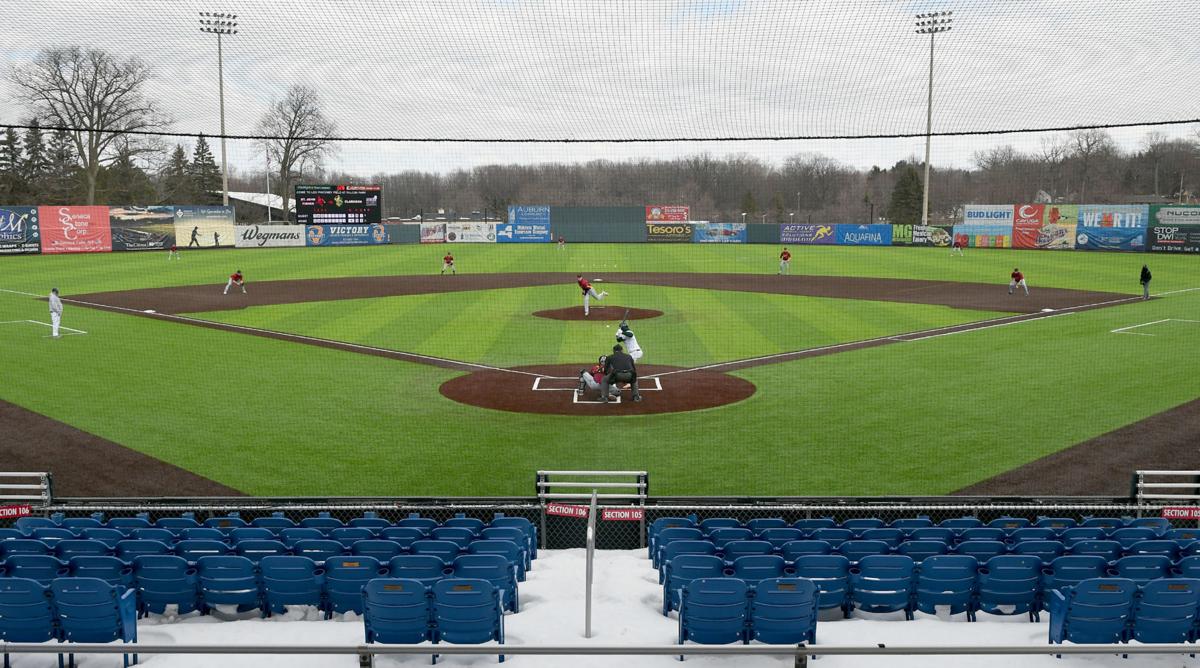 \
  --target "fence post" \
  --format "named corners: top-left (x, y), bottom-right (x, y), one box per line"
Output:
top-left (585, 490), bottom-right (597, 638)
